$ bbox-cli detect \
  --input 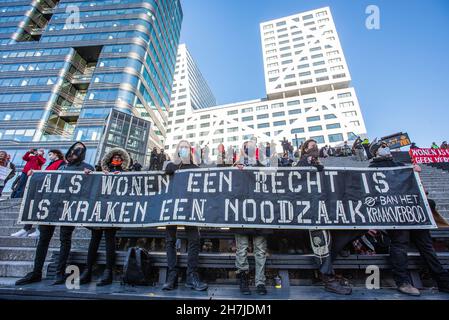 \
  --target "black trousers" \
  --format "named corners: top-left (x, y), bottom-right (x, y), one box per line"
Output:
top-left (388, 229), bottom-right (449, 286)
top-left (165, 226), bottom-right (200, 275)
top-left (85, 228), bottom-right (117, 270)
top-left (11, 172), bottom-right (28, 198)
top-left (33, 225), bottom-right (75, 276)
top-left (314, 230), bottom-right (364, 276)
